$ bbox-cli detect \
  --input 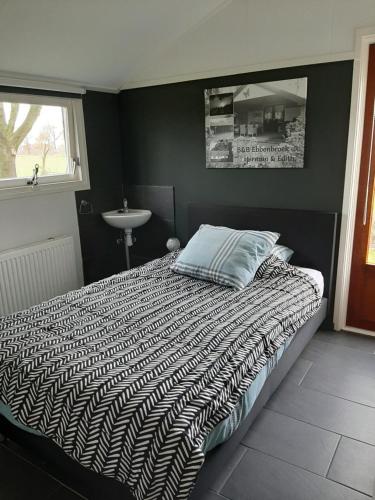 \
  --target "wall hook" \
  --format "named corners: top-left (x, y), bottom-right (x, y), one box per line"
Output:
top-left (79, 200), bottom-right (93, 214)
